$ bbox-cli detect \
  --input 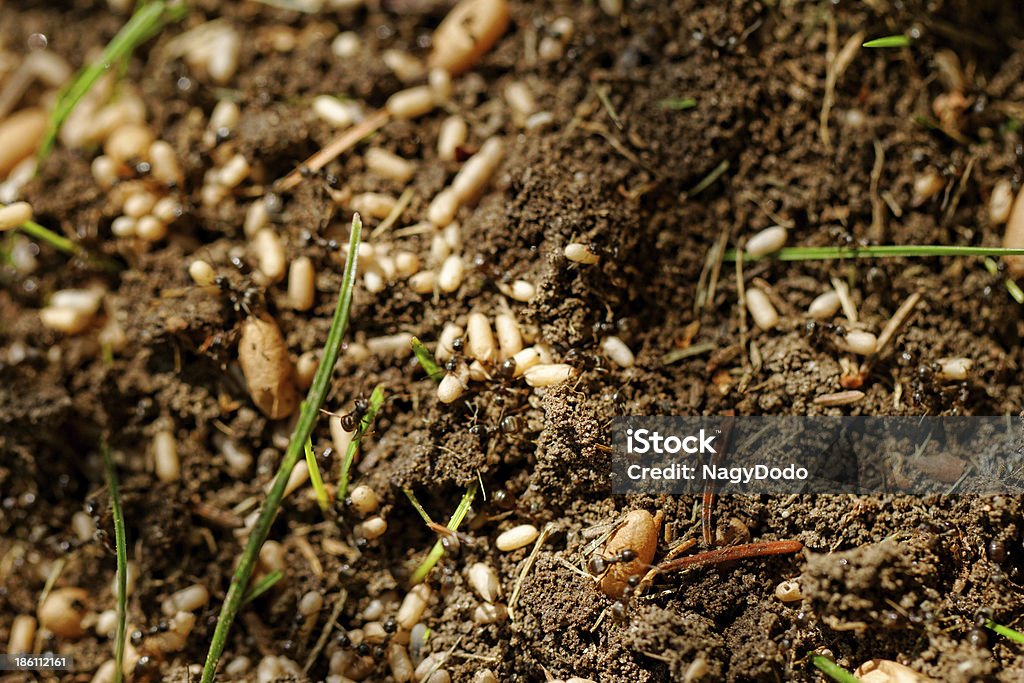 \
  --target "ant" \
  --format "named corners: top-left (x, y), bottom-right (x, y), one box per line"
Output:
top-left (321, 396), bottom-right (370, 432)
